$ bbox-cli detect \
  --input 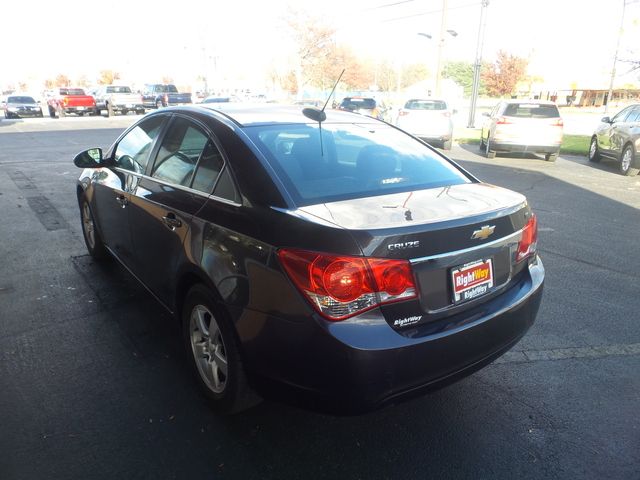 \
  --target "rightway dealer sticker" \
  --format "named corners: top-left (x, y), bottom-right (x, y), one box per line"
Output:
top-left (451, 259), bottom-right (494, 304)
